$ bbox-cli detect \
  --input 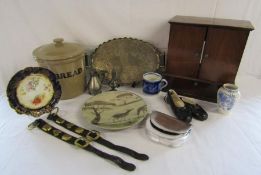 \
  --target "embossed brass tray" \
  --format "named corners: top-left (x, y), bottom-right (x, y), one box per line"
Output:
top-left (91, 38), bottom-right (160, 84)
top-left (82, 91), bottom-right (149, 130)
top-left (7, 67), bottom-right (61, 117)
